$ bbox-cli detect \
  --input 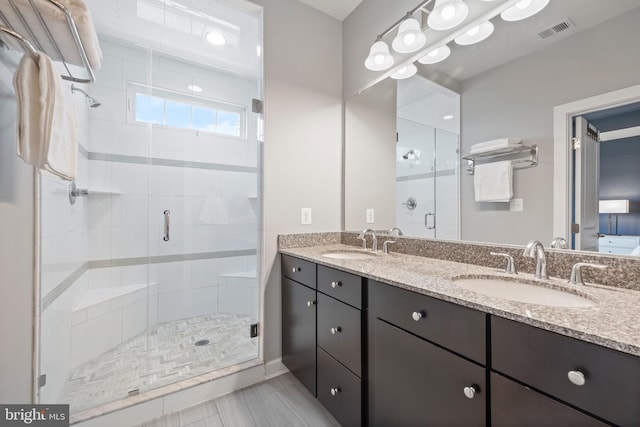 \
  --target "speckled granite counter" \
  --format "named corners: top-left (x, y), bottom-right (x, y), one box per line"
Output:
top-left (279, 243), bottom-right (640, 358)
